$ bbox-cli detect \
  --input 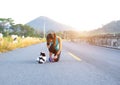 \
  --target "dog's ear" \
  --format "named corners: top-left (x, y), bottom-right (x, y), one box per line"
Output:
top-left (40, 52), bottom-right (46, 56)
top-left (42, 53), bottom-right (46, 56)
